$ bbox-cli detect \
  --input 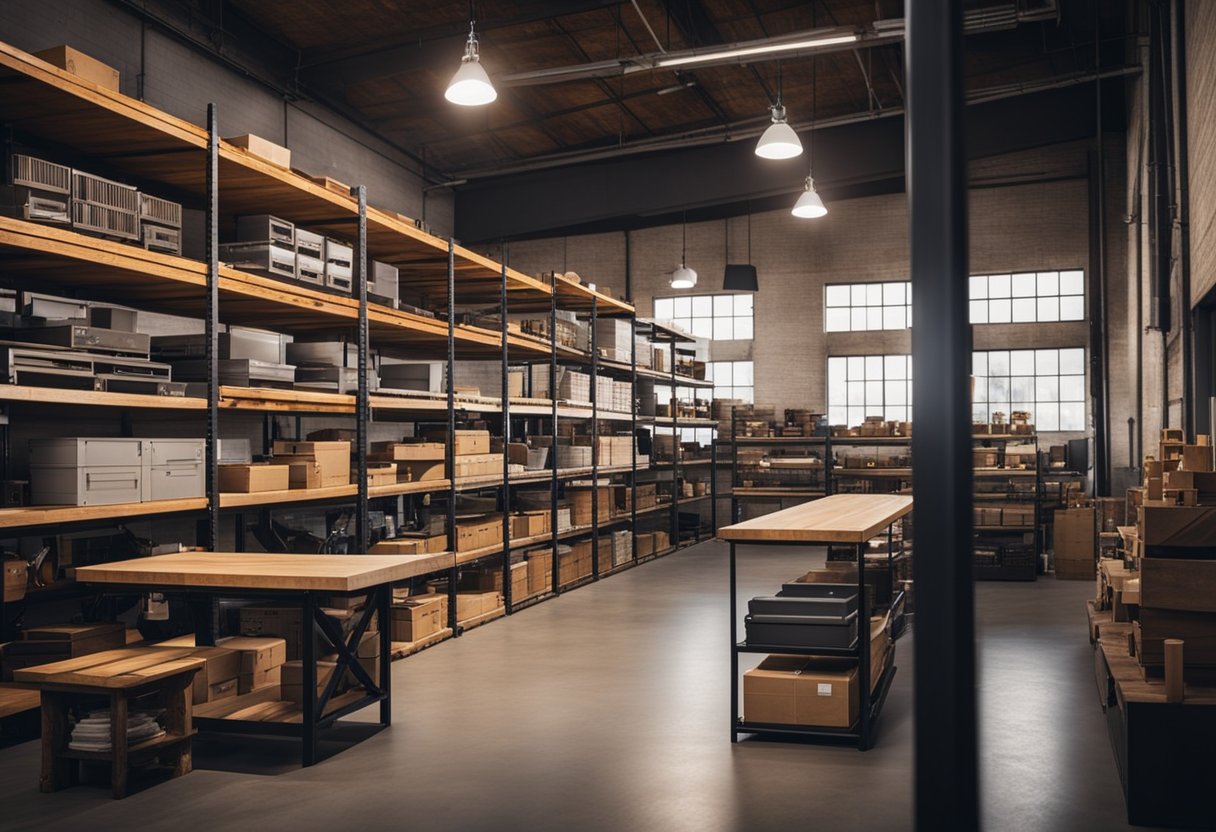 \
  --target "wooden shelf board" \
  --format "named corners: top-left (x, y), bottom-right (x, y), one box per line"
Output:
top-left (0, 497), bottom-right (207, 529)
top-left (0, 386), bottom-right (206, 410)
top-left (59, 730), bottom-right (195, 762)
top-left (193, 687), bottom-right (368, 723)
top-left (390, 628), bottom-right (454, 660)
top-left (456, 606), bottom-right (507, 631)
